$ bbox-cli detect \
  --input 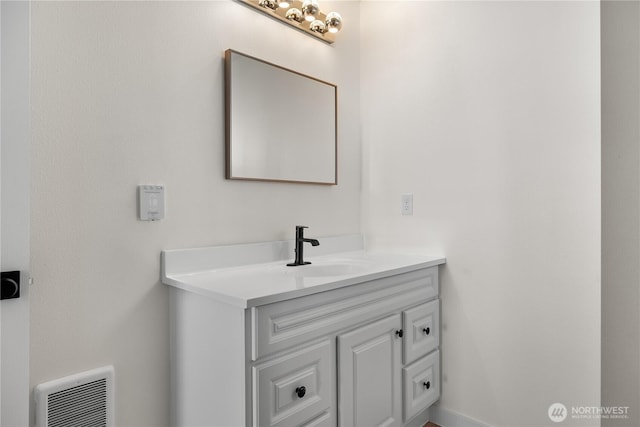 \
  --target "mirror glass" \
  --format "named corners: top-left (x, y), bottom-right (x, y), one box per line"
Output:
top-left (225, 49), bottom-right (337, 185)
